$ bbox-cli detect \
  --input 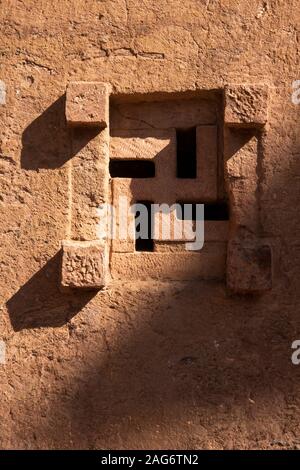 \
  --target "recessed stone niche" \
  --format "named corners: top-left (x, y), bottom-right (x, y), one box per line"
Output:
top-left (109, 91), bottom-right (229, 282)
top-left (62, 82), bottom-right (272, 293)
